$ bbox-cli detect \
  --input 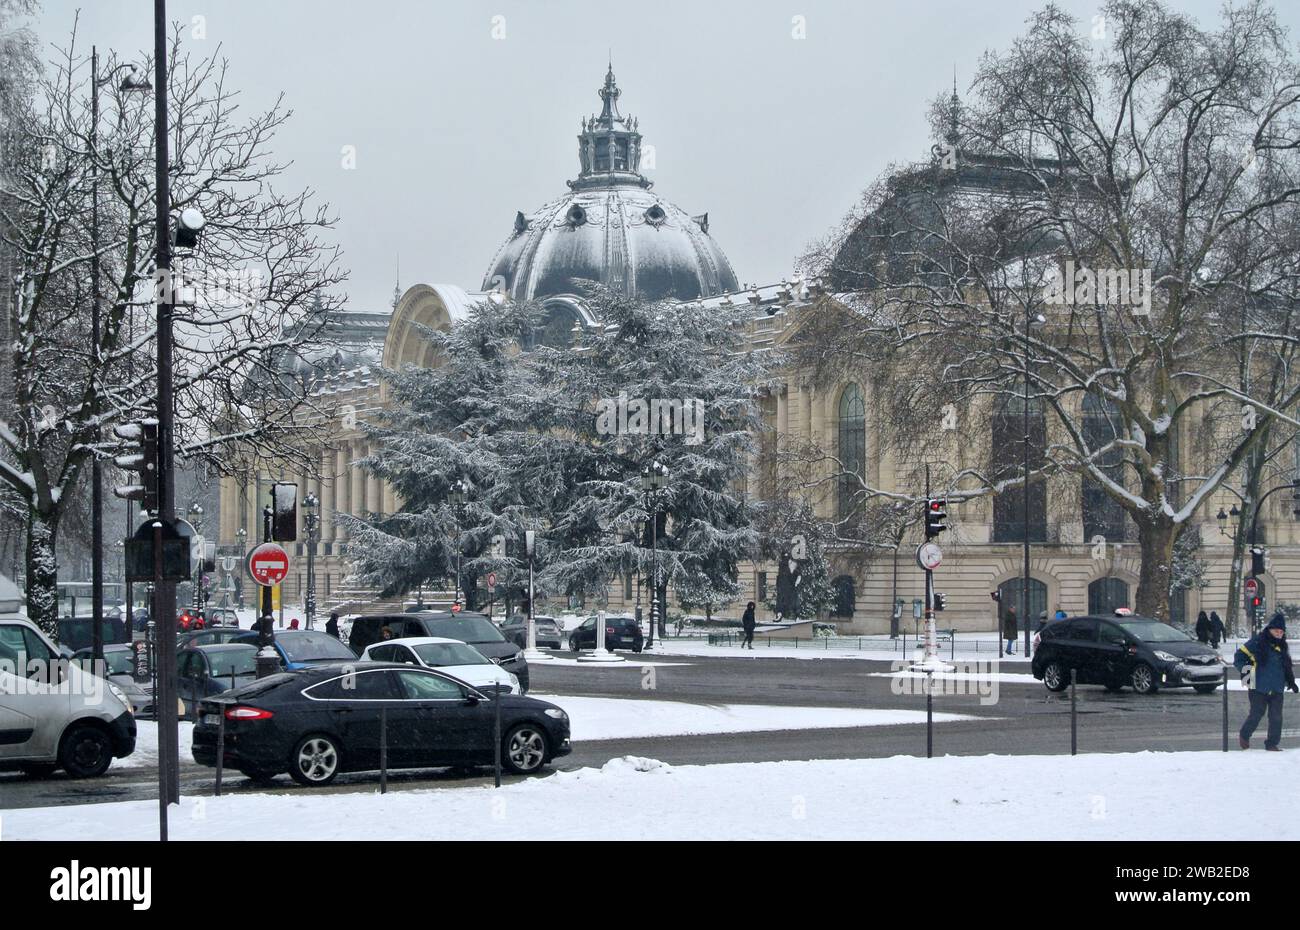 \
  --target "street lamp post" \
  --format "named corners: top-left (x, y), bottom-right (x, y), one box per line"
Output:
top-left (448, 479), bottom-right (470, 607)
top-left (188, 502), bottom-right (204, 617)
top-left (303, 494), bottom-right (319, 629)
top-left (89, 47), bottom-right (150, 665)
top-left (235, 527), bottom-right (247, 608)
top-left (1022, 309), bottom-right (1046, 659)
top-left (641, 462), bottom-right (668, 650)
